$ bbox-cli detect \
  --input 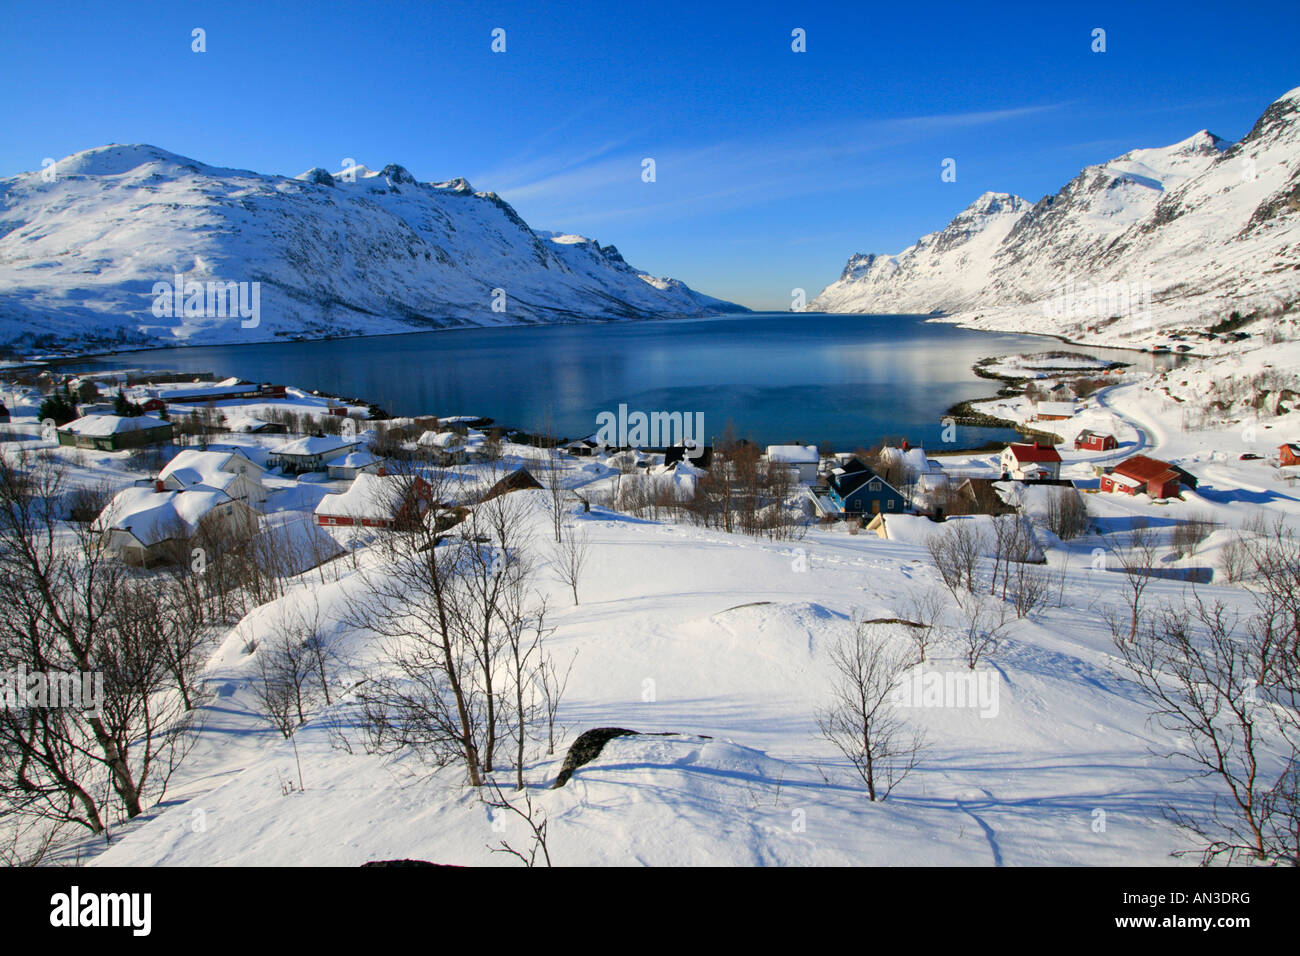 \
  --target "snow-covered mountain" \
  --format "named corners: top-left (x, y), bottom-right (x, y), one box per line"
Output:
top-left (812, 87), bottom-right (1300, 346)
top-left (0, 145), bottom-right (744, 352)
